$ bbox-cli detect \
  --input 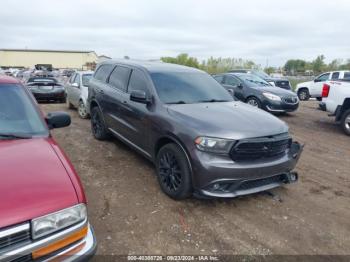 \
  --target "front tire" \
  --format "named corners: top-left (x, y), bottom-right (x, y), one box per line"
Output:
top-left (246, 97), bottom-right (261, 108)
top-left (91, 107), bottom-right (110, 140)
top-left (156, 143), bottom-right (192, 200)
top-left (341, 109), bottom-right (350, 136)
top-left (298, 89), bottom-right (310, 101)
